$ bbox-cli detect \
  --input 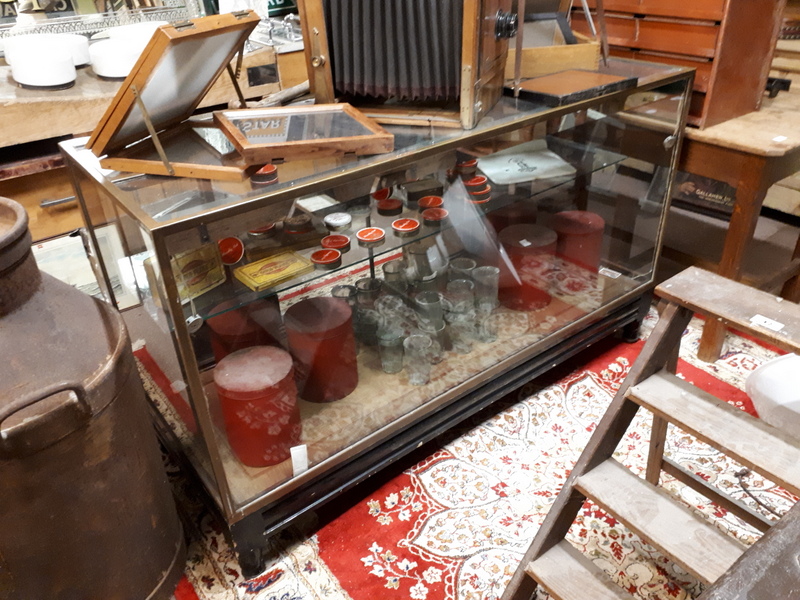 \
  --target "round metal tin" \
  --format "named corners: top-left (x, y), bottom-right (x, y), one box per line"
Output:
top-left (321, 234), bottom-right (351, 252)
top-left (217, 236), bottom-right (244, 265)
top-left (418, 195), bottom-right (444, 211)
top-left (323, 212), bottom-right (352, 232)
top-left (356, 227), bottom-right (386, 247)
top-left (311, 248), bottom-right (342, 269)
top-left (247, 223), bottom-right (277, 239)
top-left (391, 218), bottom-right (421, 237)
top-left (284, 214), bottom-right (313, 234)
top-left (251, 163), bottom-right (278, 185)
top-left (422, 208), bottom-right (449, 227)
top-left (377, 198), bottom-right (403, 216)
